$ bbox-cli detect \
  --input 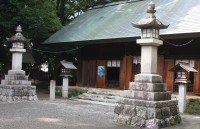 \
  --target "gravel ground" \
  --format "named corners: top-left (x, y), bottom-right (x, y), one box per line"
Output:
top-left (0, 99), bottom-right (133, 129)
top-left (0, 99), bottom-right (199, 129)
